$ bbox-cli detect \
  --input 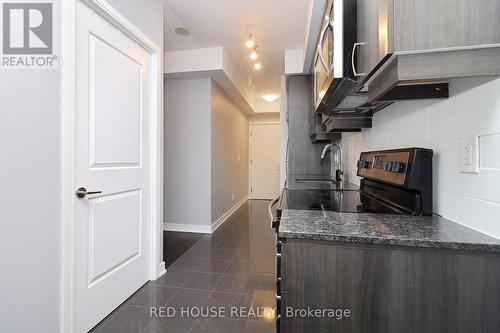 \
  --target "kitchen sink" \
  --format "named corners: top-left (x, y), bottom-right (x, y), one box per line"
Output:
top-left (295, 178), bottom-right (338, 184)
